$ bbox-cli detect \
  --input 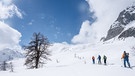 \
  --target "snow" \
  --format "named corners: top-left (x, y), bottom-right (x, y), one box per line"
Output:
top-left (124, 21), bottom-right (135, 31)
top-left (0, 38), bottom-right (135, 76)
top-left (0, 0), bottom-right (135, 75)
top-left (0, 48), bottom-right (24, 62)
